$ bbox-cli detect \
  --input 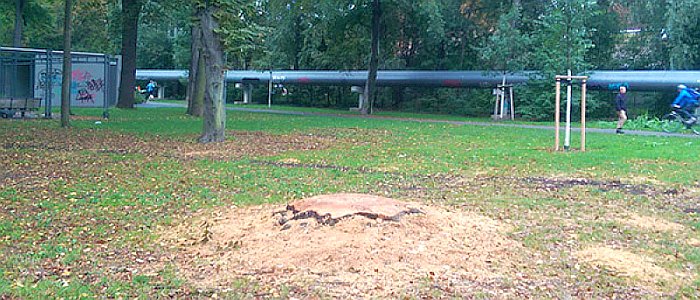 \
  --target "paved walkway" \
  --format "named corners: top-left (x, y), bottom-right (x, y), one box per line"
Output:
top-left (137, 101), bottom-right (699, 138)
